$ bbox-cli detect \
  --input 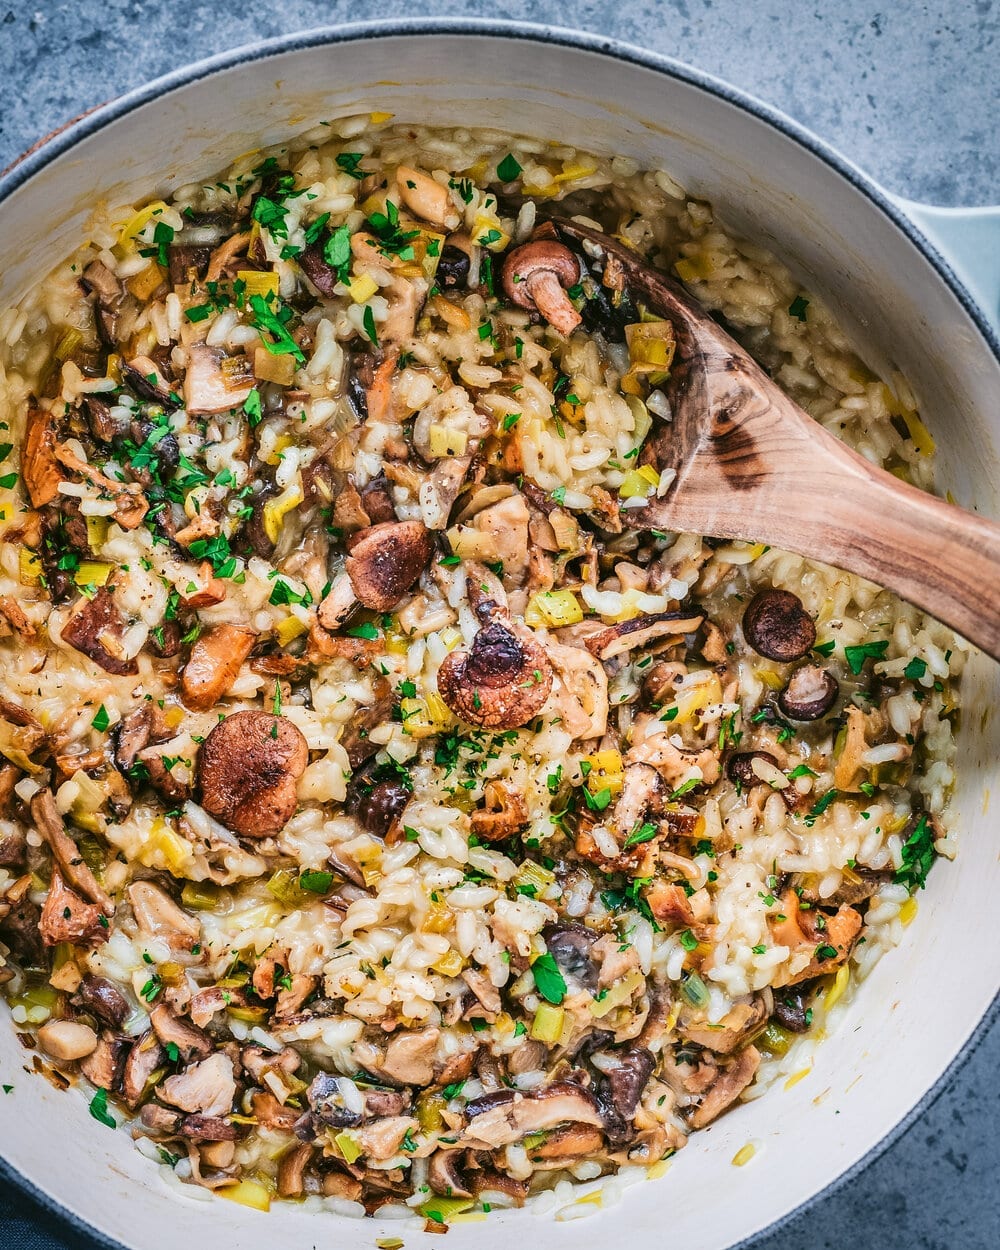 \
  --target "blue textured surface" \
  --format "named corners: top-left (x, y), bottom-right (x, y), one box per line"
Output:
top-left (0, 4), bottom-right (999, 1249)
